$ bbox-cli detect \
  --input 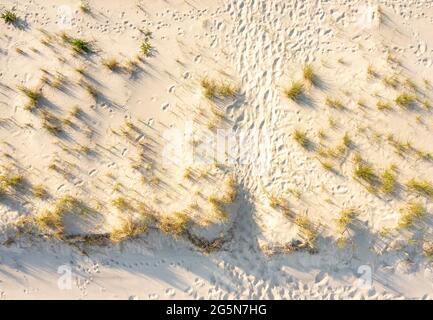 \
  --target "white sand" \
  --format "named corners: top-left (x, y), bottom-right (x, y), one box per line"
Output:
top-left (0, 0), bottom-right (433, 299)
